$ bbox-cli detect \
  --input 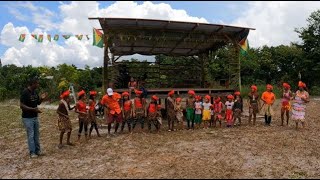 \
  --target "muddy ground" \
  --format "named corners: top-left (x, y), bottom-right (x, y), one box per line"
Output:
top-left (0, 98), bottom-right (320, 179)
